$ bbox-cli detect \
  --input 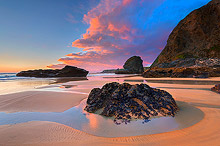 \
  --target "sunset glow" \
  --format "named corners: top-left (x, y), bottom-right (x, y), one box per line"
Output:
top-left (0, 0), bottom-right (211, 72)
top-left (0, 0), bottom-right (219, 144)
